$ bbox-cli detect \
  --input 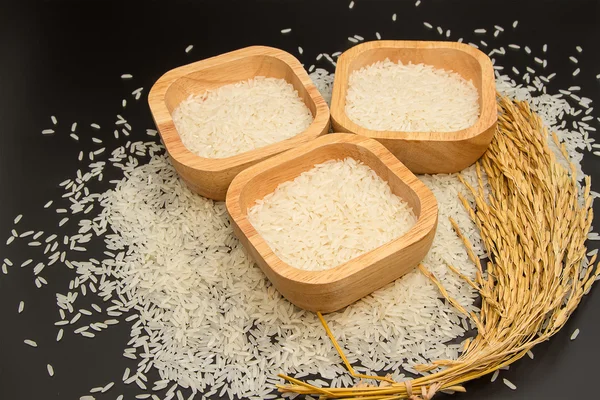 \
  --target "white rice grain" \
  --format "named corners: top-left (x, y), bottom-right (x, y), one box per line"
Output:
top-left (527, 350), bottom-right (534, 359)
top-left (570, 328), bottom-right (580, 340)
top-left (503, 379), bottom-right (516, 390)
top-left (102, 382), bottom-right (115, 393)
top-left (491, 370), bottom-right (499, 382)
